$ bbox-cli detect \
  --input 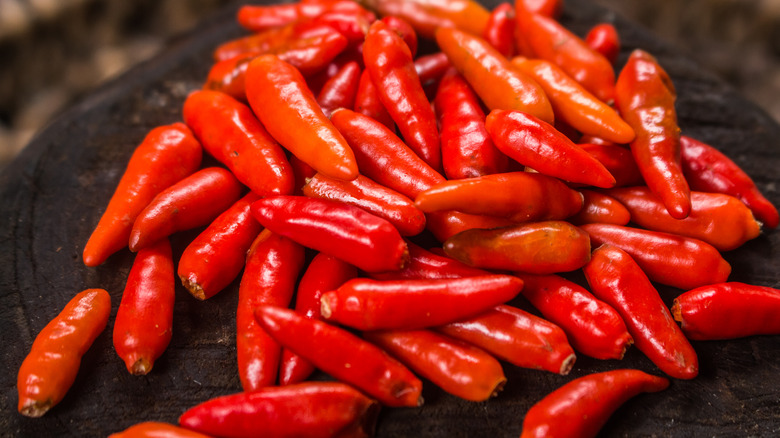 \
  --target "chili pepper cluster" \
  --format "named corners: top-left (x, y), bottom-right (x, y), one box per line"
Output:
top-left (16, 0), bottom-right (780, 436)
